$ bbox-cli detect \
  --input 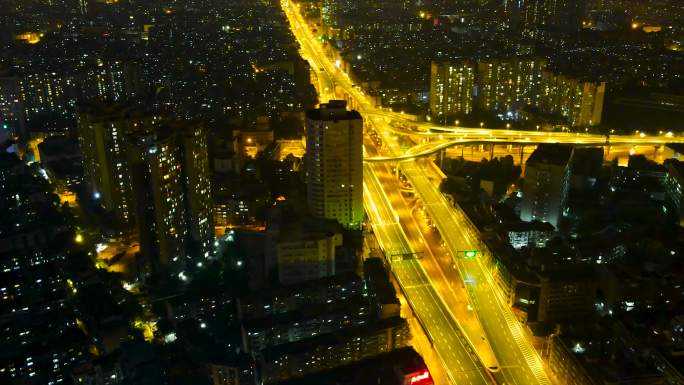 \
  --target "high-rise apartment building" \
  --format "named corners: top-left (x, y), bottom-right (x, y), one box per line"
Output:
top-left (428, 57), bottom-right (605, 127)
top-left (321, 0), bottom-right (338, 26)
top-left (429, 61), bottom-right (475, 119)
top-left (181, 124), bottom-right (214, 259)
top-left (477, 57), bottom-right (546, 115)
top-left (127, 123), bottom-right (213, 272)
top-left (77, 104), bottom-right (213, 272)
top-left (15, 60), bottom-right (141, 131)
top-left (20, 72), bottom-right (74, 124)
top-left (0, 77), bottom-right (27, 142)
top-left (79, 61), bottom-right (142, 103)
top-left (305, 100), bottom-right (363, 230)
top-left (539, 72), bottom-right (606, 127)
top-left (520, 144), bottom-right (574, 228)
top-left (128, 132), bottom-right (189, 269)
top-left (77, 103), bottom-right (160, 226)
top-left (518, 0), bottom-right (587, 33)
